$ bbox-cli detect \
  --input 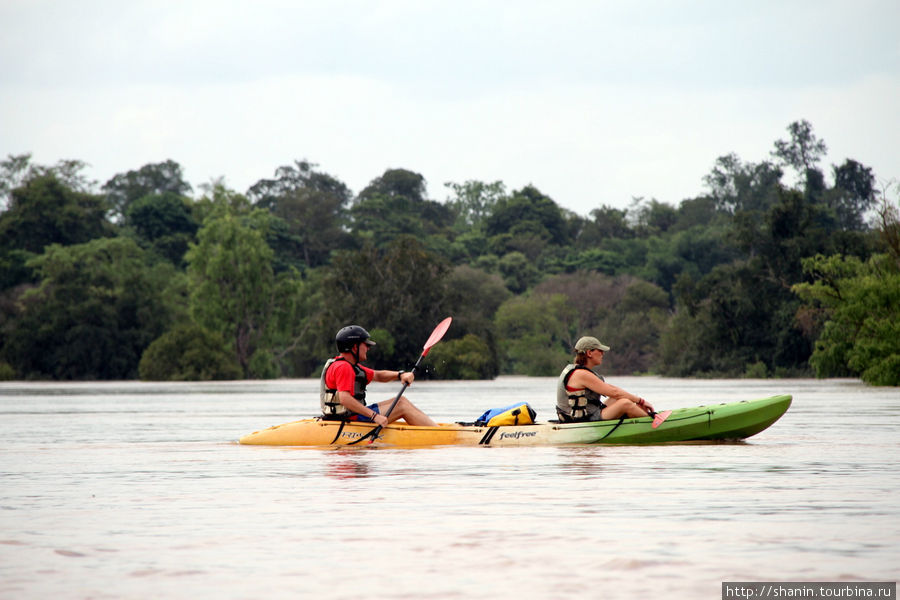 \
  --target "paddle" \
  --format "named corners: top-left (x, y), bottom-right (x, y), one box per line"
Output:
top-left (651, 410), bottom-right (672, 429)
top-left (349, 317), bottom-right (452, 445)
top-left (638, 397), bottom-right (671, 428)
